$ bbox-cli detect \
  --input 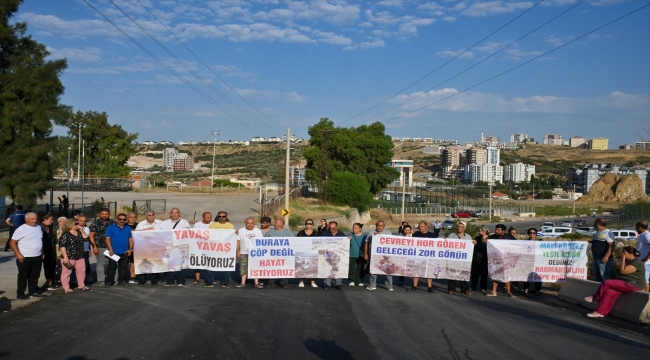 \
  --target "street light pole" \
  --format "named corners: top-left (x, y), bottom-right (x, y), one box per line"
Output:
top-left (284, 128), bottom-right (291, 225)
top-left (66, 147), bottom-right (71, 199)
top-left (77, 123), bottom-right (83, 182)
top-left (81, 140), bottom-right (85, 212)
top-left (210, 130), bottom-right (219, 193)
